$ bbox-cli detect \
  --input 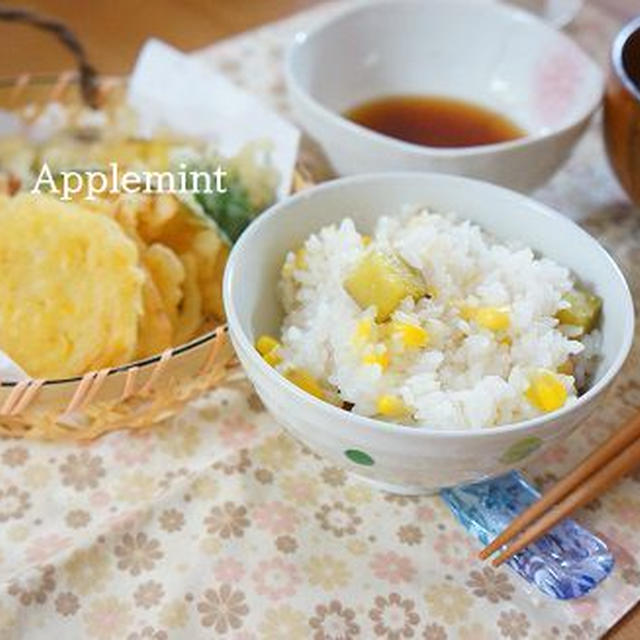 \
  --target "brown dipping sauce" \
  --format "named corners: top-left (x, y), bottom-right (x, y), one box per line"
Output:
top-left (345, 95), bottom-right (525, 148)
